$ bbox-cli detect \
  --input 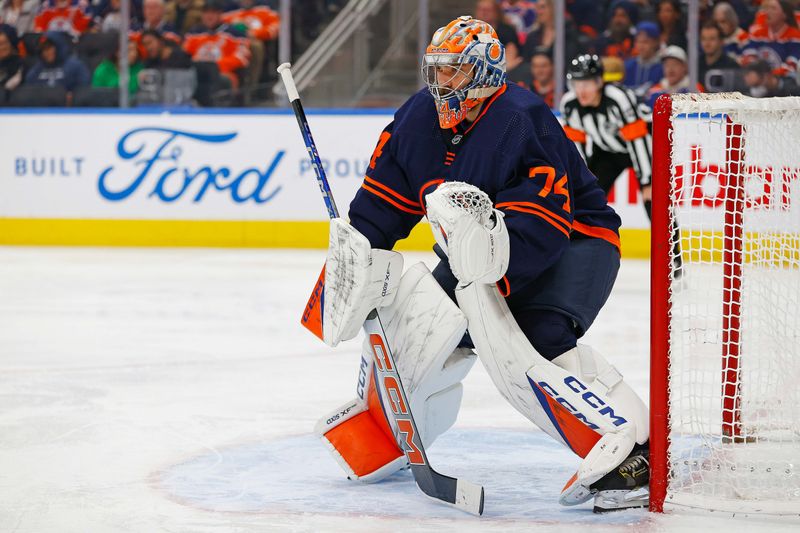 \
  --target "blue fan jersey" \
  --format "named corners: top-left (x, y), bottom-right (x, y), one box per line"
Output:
top-left (348, 82), bottom-right (621, 298)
